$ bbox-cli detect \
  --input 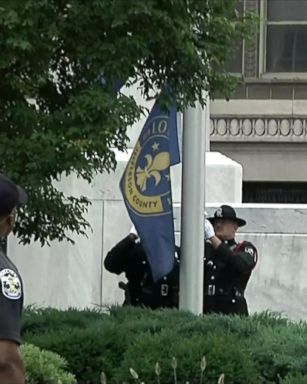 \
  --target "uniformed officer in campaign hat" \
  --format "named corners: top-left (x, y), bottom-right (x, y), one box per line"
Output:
top-left (203, 205), bottom-right (258, 316)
